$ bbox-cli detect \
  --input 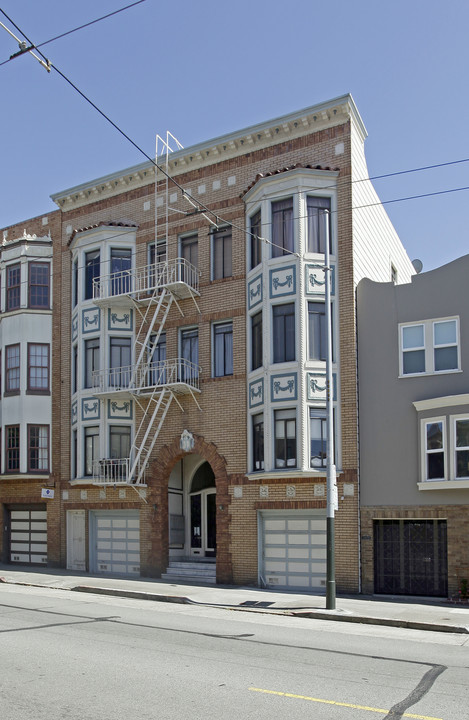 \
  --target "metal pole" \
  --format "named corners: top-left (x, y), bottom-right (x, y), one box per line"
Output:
top-left (324, 209), bottom-right (336, 610)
